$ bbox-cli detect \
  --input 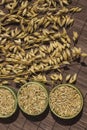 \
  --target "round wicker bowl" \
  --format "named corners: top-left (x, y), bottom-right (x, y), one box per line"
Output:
top-left (17, 82), bottom-right (49, 116)
top-left (49, 84), bottom-right (83, 119)
top-left (0, 86), bottom-right (17, 118)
